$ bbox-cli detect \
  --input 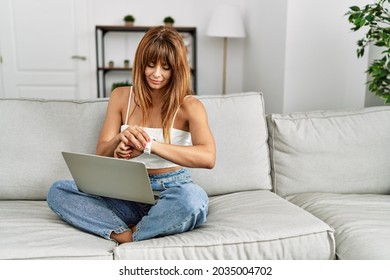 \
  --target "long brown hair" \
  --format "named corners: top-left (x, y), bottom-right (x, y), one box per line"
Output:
top-left (132, 26), bottom-right (192, 143)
